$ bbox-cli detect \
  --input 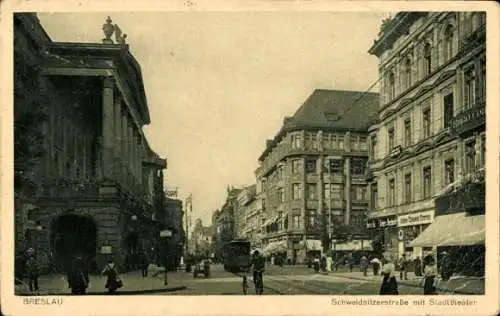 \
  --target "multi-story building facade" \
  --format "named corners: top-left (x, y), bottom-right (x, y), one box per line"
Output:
top-left (190, 219), bottom-right (212, 257)
top-left (235, 185), bottom-right (262, 248)
top-left (212, 187), bottom-right (242, 259)
top-left (255, 89), bottom-right (379, 263)
top-left (162, 197), bottom-right (185, 268)
top-left (367, 12), bottom-right (486, 260)
top-left (14, 14), bottom-right (167, 273)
